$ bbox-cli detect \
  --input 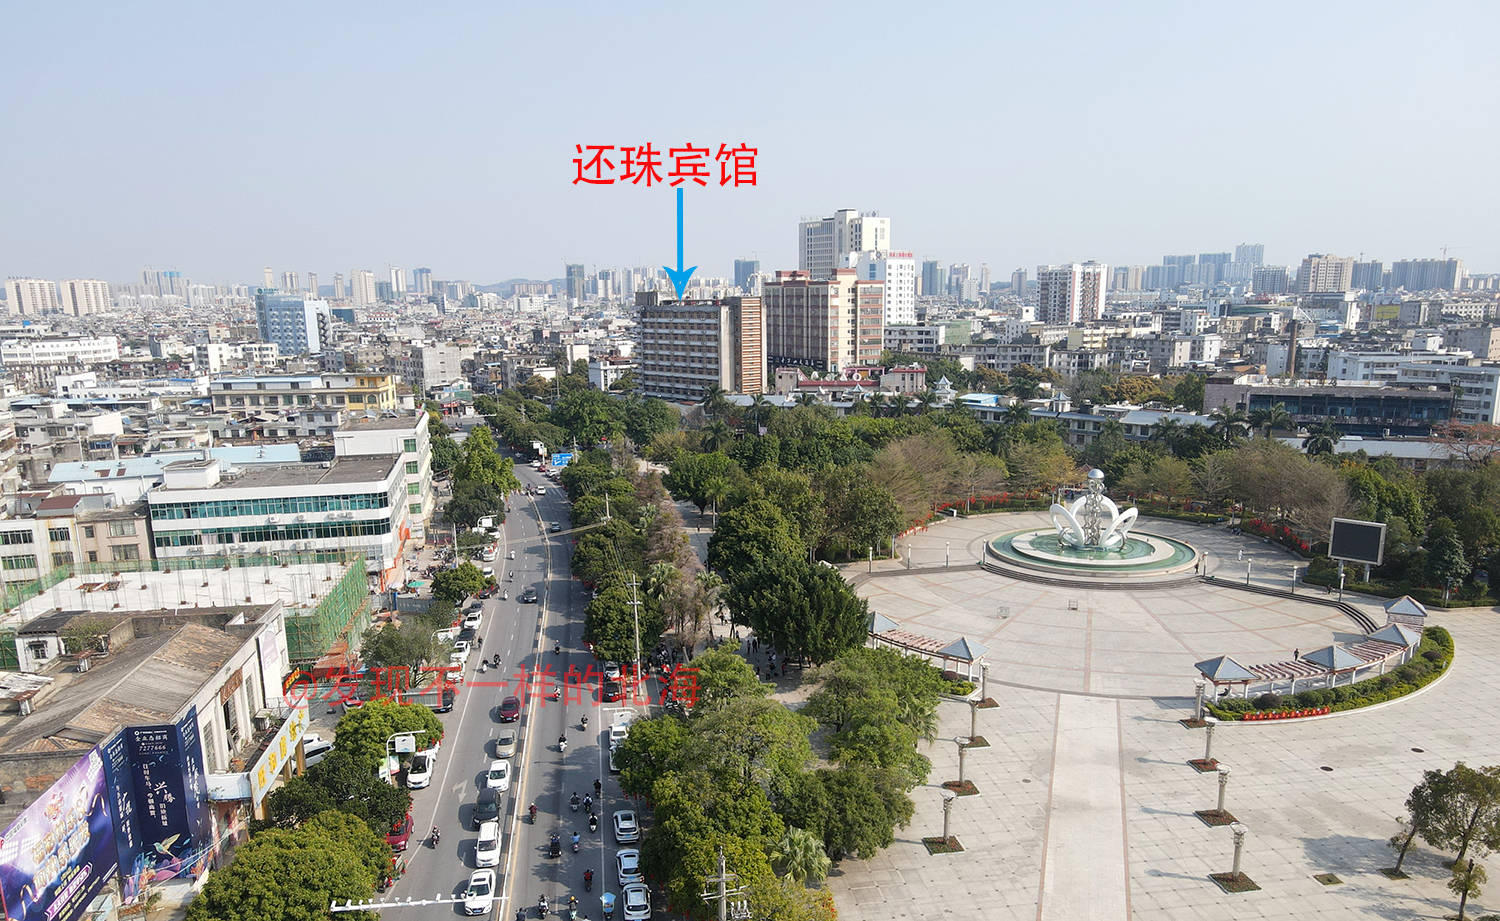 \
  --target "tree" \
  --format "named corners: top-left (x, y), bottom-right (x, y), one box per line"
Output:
top-left (1410, 763), bottom-right (1500, 865)
top-left (1388, 816), bottom-right (1419, 876)
top-left (431, 562), bottom-right (487, 604)
top-left (1302, 420), bottom-right (1341, 457)
top-left (1450, 859), bottom-right (1486, 921)
top-left (699, 385), bottom-right (732, 420)
top-left (663, 451), bottom-right (742, 514)
top-left (726, 555), bottom-right (868, 665)
top-left (1427, 522), bottom-right (1473, 601)
top-left (623, 396), bottom-right (678, 445)
top-left (1172, 374), bottom-right (1206, 412)
top-left (1005, 434), bottom-right (1076, 492)
top-left (815, 466), bottom-right (902, 559)
top-left (687, 645), bottom-right (770, 710)
top-left (771, 826), bottom-right (831, 884)
top-left (1248, 402), bottom-right (1293, 438)
top-left (550, 389), bottom-right (623, 446)
top-left (358, 621), bottom-right (444, 673)
top-left (1209, 407), bottom-right (1252, 446)
top-left (583, 583), bottom-right (663, 664)
top-left (614, 715), bottom-right (691, 798)
top-left (333, 698), bottom-right (443, 772)
top-left (185, 811), bottom-right (386, 921)
top-left (429, 434), bottom-right (461, 475)
top-left (817, 766), bottom-right (915, 860)
top-left (60, 617), bottom-right (112, 655)
top-left (682, 698), bottom-right (816, 794)
top-left (256, 750), bottom-right (411, 839)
